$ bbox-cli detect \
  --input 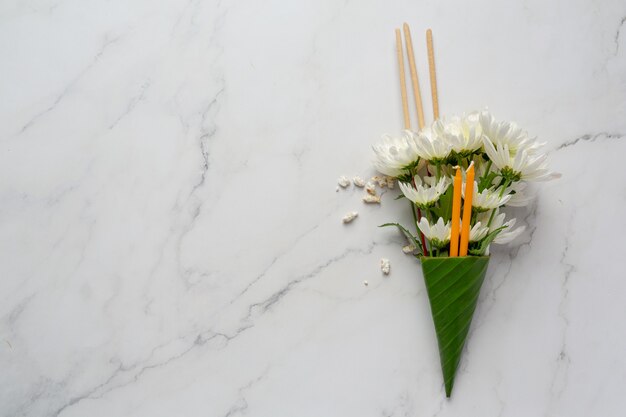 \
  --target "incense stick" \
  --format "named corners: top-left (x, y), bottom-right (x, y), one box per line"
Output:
top-left (426, 29), bottom-right (439, 120)
top-left (395, 28), bottom-right (411, 129)
top-left (403, 23), bottom-right (425, 130)
top-left (396, 27), bottom-right (428, 255)
top-left (449, 167), bottom-right (462, 257)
